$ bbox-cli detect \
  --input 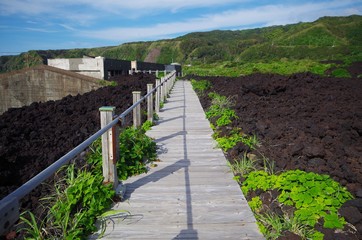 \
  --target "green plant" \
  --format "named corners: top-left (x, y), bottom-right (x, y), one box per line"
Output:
top-left (208, 92), bottom-right (235, 109)
top-left (153, 112), bottom-right (159, 121)
top-left (259, 153), bottom-right (275, 175)
top-left (99, 80), bottom-right (118, 87)
top-left (242, 170), bottom-right (354, 233)
top-left (215, 130), bottom-right (259, 152)
top-left (215, 134), bottom-right (241, 151)
top-left (160, 101), bottom-right (164, 109)
top-left (190, 79), bottom-right (212, 95)
top-left (19, 211), bottom-right (46, 239)
top-left (242, 171), bottom-right (277, 196)
top-left (256, 212), bottom-right (284, 239)
top-left (205, 93), bottom-right (238, 127)
top-left (49, 166), bottom-right (115, 238)
top-left (86, 127), bottom-right (157, 180)
top-left (249, 196), bottom-right (263, 213)
top-left (331, 68), bottom-right (351, 78)
top-left (117, 127), bottom-right (157, 180)
top-left (241, 134), bottom-right (260, 150)
top-left (142, 120), bottom-right (153, 131)
top-left (97, 209), bottom-right (130, 238)
top-left (228, 153), bottom-right (258, 177)
top-left (86, 138), bottom-right (103, 175)
top-left (256, 212), bottom-right (319, 240)
top-left (276, 170), bottom-right (352, 228)
top-left (19, 164), bottom-right (115, 239)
